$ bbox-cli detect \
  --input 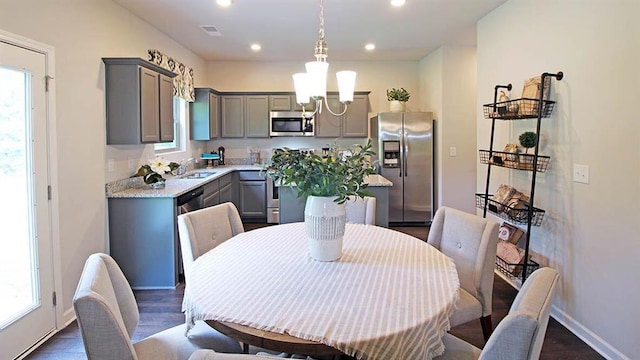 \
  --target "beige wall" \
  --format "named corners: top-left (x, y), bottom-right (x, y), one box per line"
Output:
top-left (419, 46), bottom-right (477, 213)
top-left (478, 0), bottom-right (640, 358)
top-left (0, 0), bottom-right (205, 323)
